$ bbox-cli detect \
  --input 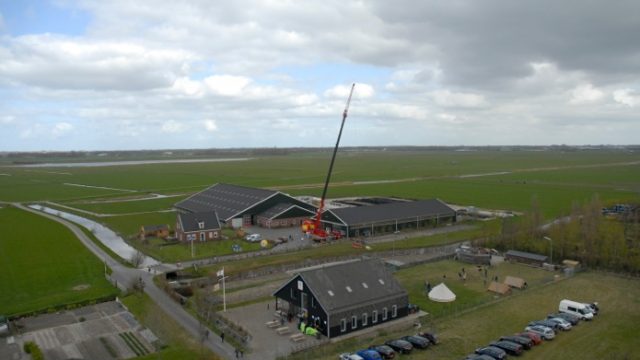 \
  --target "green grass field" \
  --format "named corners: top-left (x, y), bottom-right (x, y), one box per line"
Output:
top-left (0, 206), bottom-right (118, 316)
top-left (287, 264), bottom-right (640, 360)
top-left (1, 150), bottom-right (638, 220)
